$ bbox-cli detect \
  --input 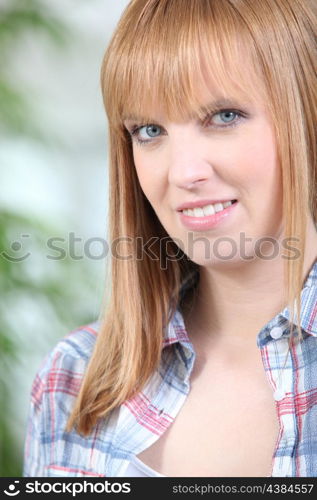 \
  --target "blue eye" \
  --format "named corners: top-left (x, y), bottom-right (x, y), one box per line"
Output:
top-left (139, 125), bottom-right (162, 139)
top-left (212, 111), bottom-right (239, 125)
top-left (128, 108), bottom-right (246, 146)
top-left (220, 111), bottom-right (236, 122)
top-left (129, 123), bottom-right (164, 146)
